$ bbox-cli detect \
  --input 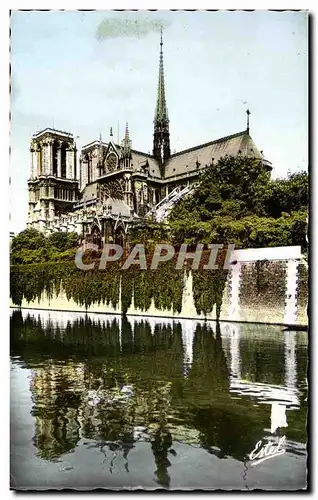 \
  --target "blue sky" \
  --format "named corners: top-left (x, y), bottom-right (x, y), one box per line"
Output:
top-left (10, 10), bottom-right (308, 233)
